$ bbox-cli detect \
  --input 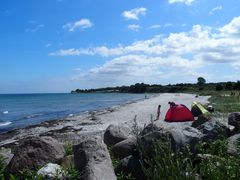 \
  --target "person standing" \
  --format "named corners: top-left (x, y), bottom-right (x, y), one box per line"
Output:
top-left (156, 105), bottom-right (161, 120)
